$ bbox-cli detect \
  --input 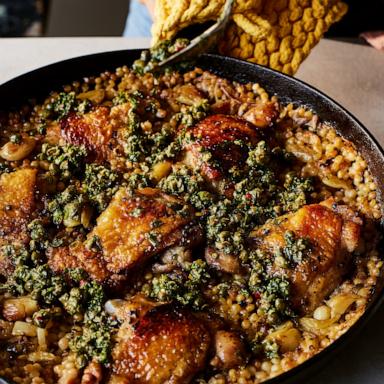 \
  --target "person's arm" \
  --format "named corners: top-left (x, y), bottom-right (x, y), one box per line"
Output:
top-left (139, 0), bottom-right (155, 19)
